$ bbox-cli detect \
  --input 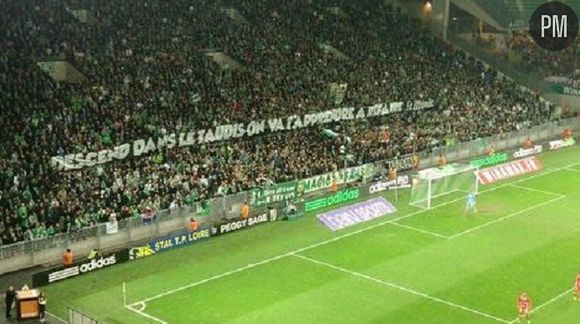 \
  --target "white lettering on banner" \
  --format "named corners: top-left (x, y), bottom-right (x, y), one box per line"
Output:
top-left (368, 176), bottom-right (411, 194)
top-left (300, 164), bottom-right (374, 193)
top-left (475, 157), bottom-right (543, 185)
top-left (217, 213), bottom-right (270, 234)
top-left (48, 267), bottom-right (80, 283)
top-left (51, 100), bottom-right (435, 171)
top-left (513, 145), bottom-right (543, 159)
top-left (549, 138), bottom-right (576, 150)
top-left (79, 255), bottom-right (117, 273)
